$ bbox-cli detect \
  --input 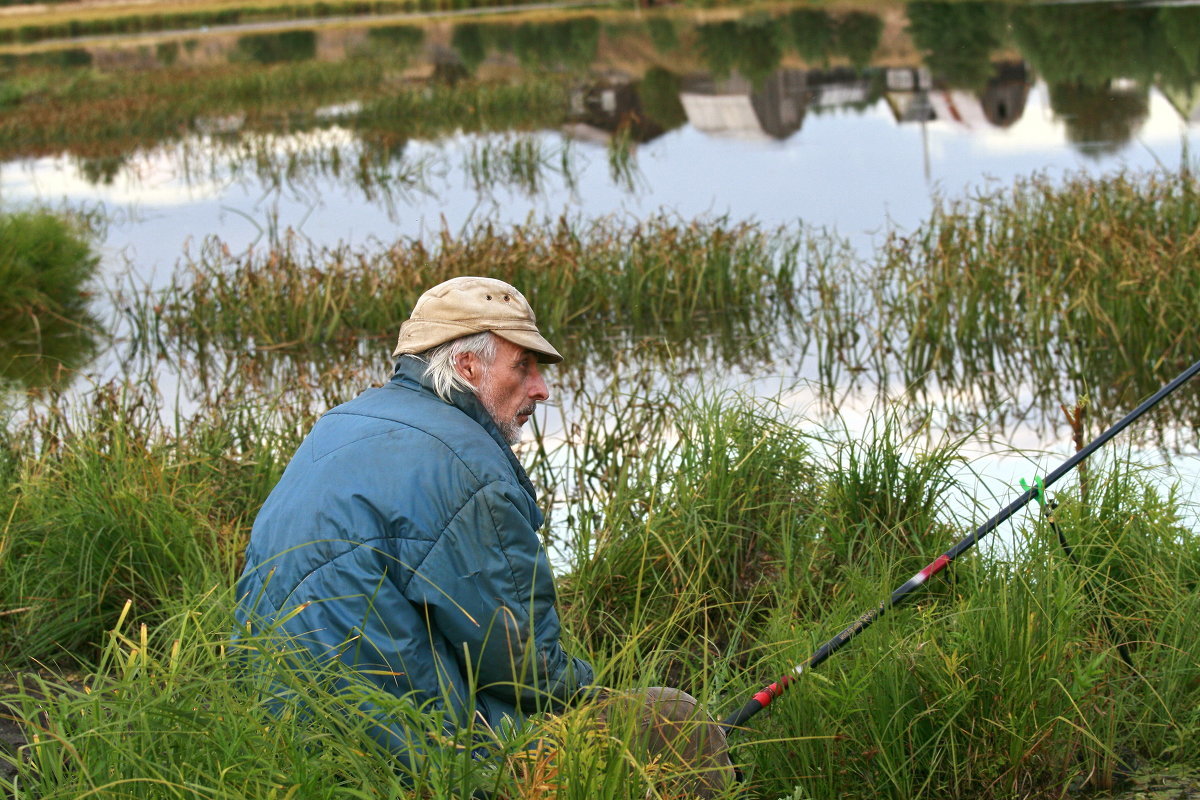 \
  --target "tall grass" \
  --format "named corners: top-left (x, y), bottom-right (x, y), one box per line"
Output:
top-left (546, 383), bottom-right (817, 675)
top-left (0, 379), bottom-right (295, 666)
top-left (2, 587), bottom-right (744, 799)
top-left (874, 168), bottom-right (1200, 432)
top-left (0, 208), bottom-right (102, 389)
top-left (5, 161), bottom-right (1200, 799)
top-left (4, 379), bottom-right (1198, 799)
top-left (152, 216), bottom-right (803, 364)
top-left (738, 460), bottom-right (1200, 799)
